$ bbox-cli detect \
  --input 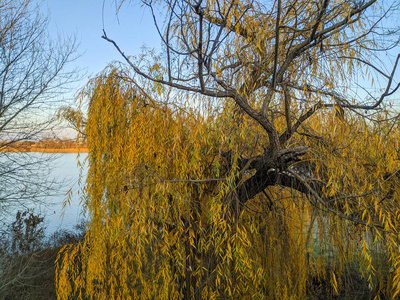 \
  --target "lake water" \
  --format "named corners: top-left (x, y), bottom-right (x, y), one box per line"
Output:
top-left (0, 152), bottom-right (88, 235)
top-left (45, 152), bottom-right (88, 234)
